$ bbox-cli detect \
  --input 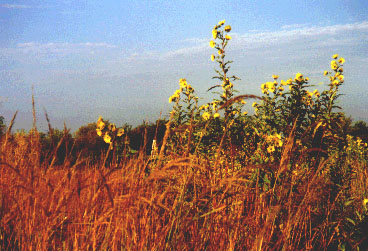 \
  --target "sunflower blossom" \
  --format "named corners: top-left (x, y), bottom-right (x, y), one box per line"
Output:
top-left (212, 29), bottom-right (218, 39)
top-left (202, 112), bottom-right (211, 120)
top-left (295, 73), bottom-right (303, 82)
top-left (224, 25), bottom-right (231, 32)
top-left (104, 133), bottom-right (112, 144)
top-left (331, 61), bottom-right (338, 70)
